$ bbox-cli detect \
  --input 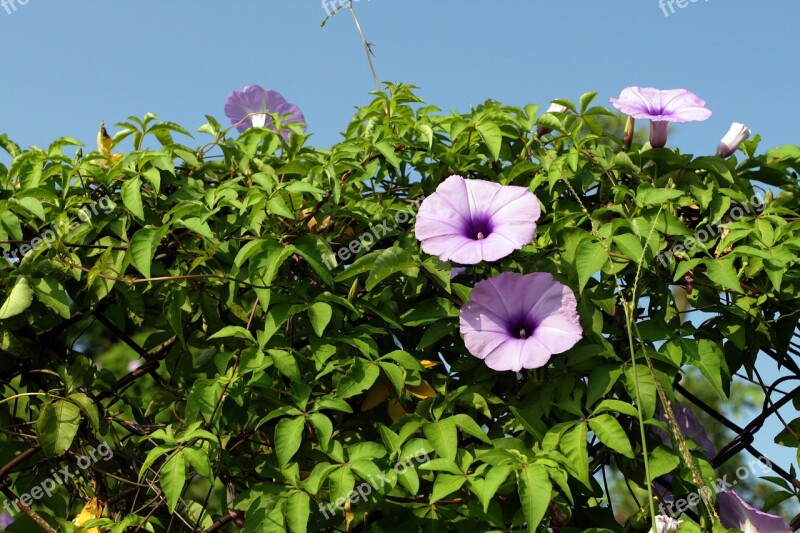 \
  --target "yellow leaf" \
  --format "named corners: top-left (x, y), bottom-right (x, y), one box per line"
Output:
top-left (419, 360), bottom-right (441, 368)
top-left (387, 398), bottom-right (406, 421)
top-left (345, 498), bottom-right (354, 532)
top-left (361, 383), bottom-right (390, 411)
top-left (405, 380), bottom-right (437, 399)
top-left (72, 497), bottom-right (104, 532)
